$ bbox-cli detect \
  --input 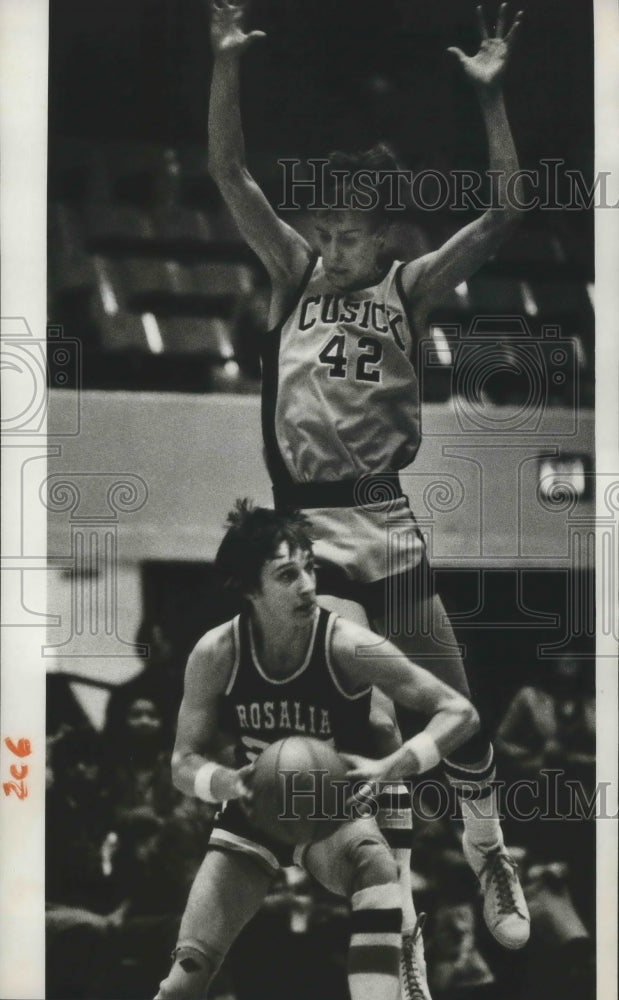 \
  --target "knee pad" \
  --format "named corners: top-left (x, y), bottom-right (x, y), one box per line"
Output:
top-left (348, 836), bottom-right (399, 895)
top-left (155, 942), bottom-right (220, 1000)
